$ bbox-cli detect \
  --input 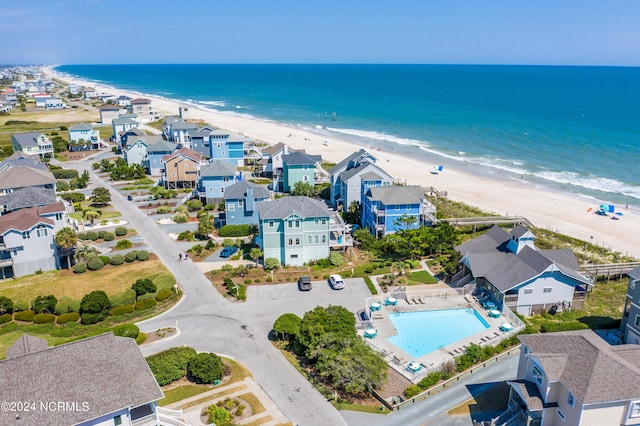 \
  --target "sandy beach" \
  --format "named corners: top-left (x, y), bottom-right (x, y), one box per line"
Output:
top-left (54, 71), bottom-right (640, 259)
